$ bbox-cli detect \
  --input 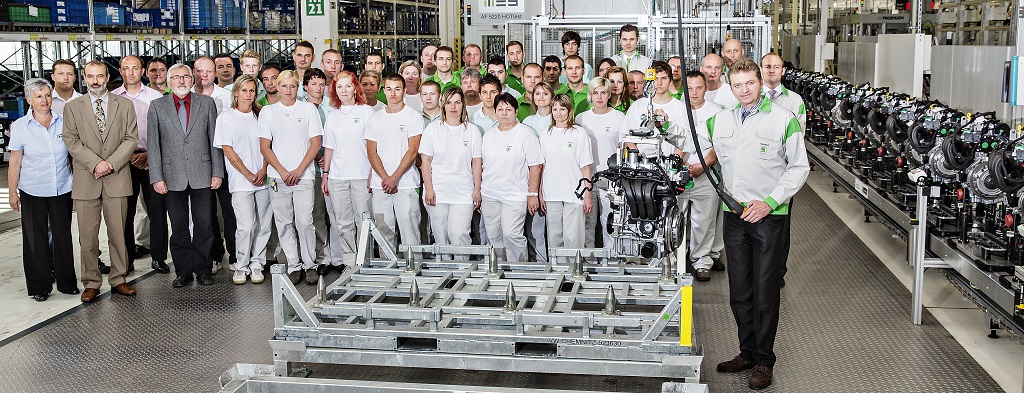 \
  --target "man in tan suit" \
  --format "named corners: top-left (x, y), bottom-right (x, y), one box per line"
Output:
top-left (63, 60), bottom-right (140, 302)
